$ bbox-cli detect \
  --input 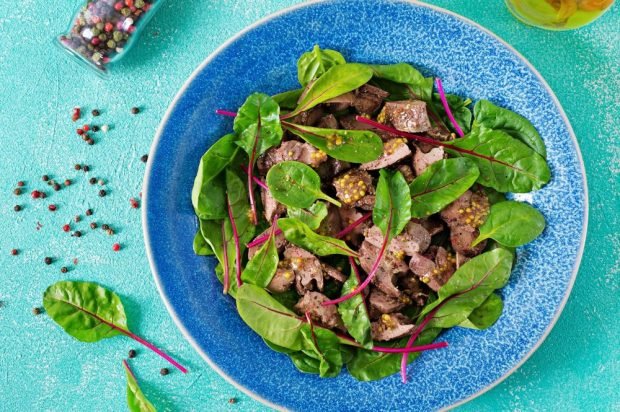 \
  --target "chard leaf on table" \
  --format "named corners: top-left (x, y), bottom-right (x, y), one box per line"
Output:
top-left (346, 328), bottom-right (441, 382)
top-left (432, 93), bottom-right (473, 134)
top-left (337, 263), bottom-right (372, 349)
top-left (287, 201), bottom-right (328, 230)
top-left (409, 158), bottom-right (480, 218)
top-left (367, 63), bottom-right (434, 101)
top-left (277, 218), bottom-right (358, 257)
top-left (297, 45), bottom-right (346, 86)
top-left (473, 99), bottom-right (547, 158)
top-left (458, 293), bottom-right (504, 330)
top-left (283, 122), bottom-right (383, 163)
top-left (299, 323), bottom-right (344, 378)
top-left (473, 200), bottom-right (546, 247)
top-left (123, 360), bottom-right (157, 412)
top-left (446, 128), bottom-right (551, 193)
top-left (287, 63), bottom-right (374, 117)
top-left (236, 284), bottom-right (304, 350)
top-left (419, 248), bottom-right (513, 329)
top-left (272, 88), bottom-right (303, 110)
top-left (266, 161), bottom-right (341, 208)
top-left (191, 134), bottom-right (238, 220)
top-left (374, 170), bottom-right (412, 240)
top-left (241, 223), bottom-right (279, 288)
